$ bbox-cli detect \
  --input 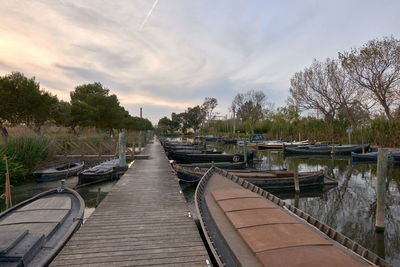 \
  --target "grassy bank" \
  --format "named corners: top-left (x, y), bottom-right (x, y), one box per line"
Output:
top-left (0, 126), bottom-right (153, 185)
